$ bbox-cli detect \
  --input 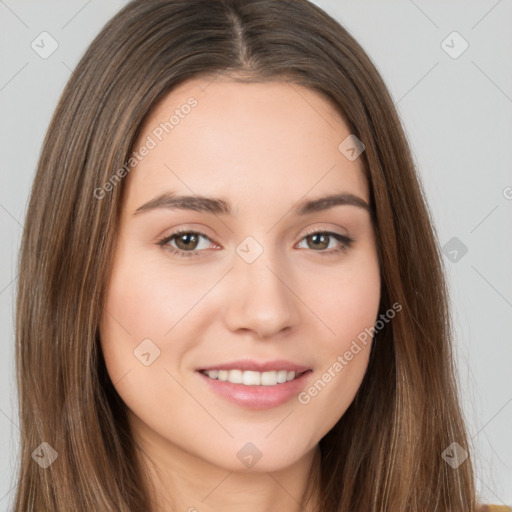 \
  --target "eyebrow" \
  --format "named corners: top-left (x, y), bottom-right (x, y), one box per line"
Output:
top-left (133, 191), bottom-right (371, 216)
